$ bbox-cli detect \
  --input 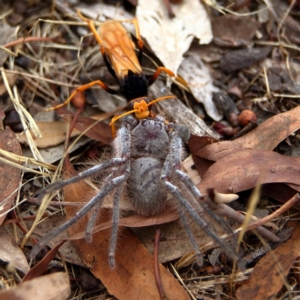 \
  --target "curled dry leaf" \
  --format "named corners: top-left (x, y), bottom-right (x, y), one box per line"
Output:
top-left (194, 105), bottom-right (300, 162)
top-left (236, 222), bottom-right (300, 300)
top-left (197, 149), bottom-right (300, 195)
top-left (0, 127), bottom-right (22, 225)
top-left (190, 106), bottom-right (300, 188)
top-left (62, 158), bottom-right (189, 300)
top-left (0, 272), bottom-right (70, 300)
top-left (137, 0), bottom-right (213, 74)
